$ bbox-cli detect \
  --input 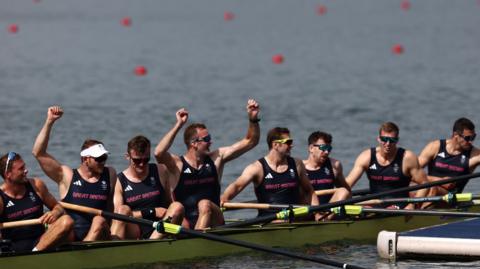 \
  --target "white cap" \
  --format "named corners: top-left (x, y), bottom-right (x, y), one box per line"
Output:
top-left (80, 144), bottom-right (109, 158)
